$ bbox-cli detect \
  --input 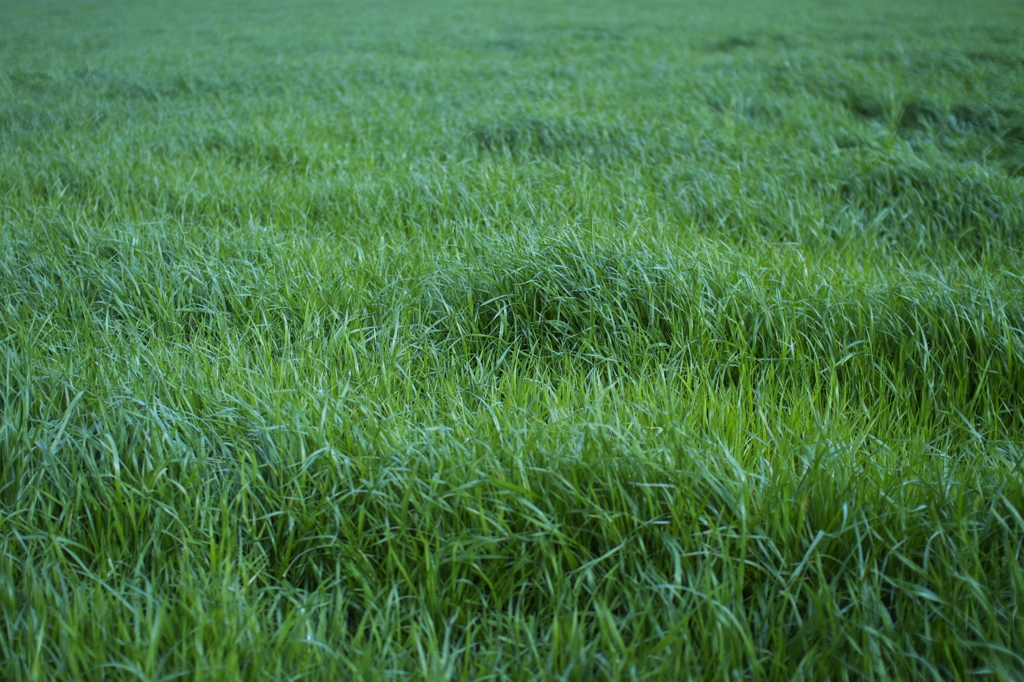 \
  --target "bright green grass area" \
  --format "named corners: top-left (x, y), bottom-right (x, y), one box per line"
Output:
top-left (2, 0), bottom-right (1024, 679)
